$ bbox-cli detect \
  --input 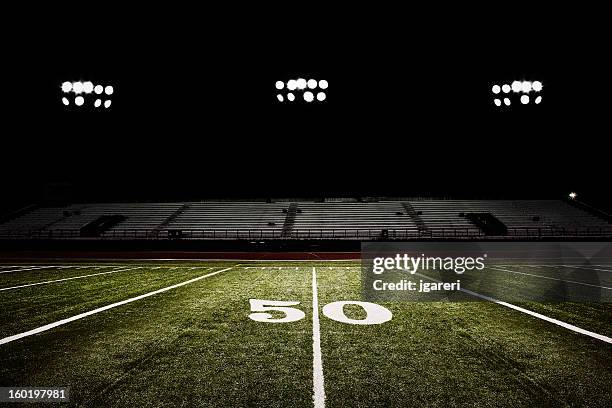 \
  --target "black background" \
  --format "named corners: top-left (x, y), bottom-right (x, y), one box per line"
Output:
top-left (2, 6), bottom-right (609, 210)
